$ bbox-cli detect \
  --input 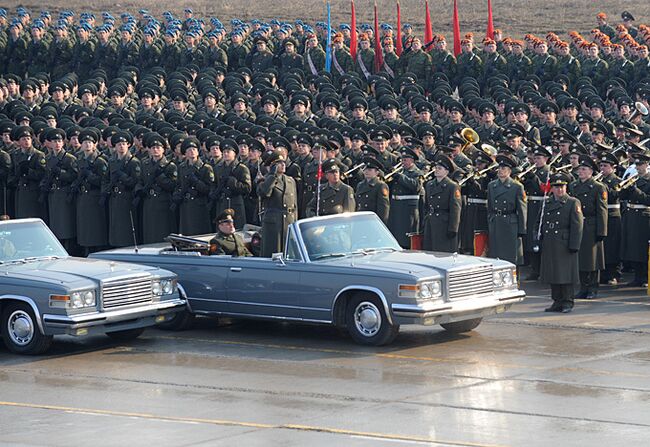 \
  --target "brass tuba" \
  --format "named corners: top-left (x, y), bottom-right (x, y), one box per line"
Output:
top-left (460, 127), bottom-right (480, 153)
